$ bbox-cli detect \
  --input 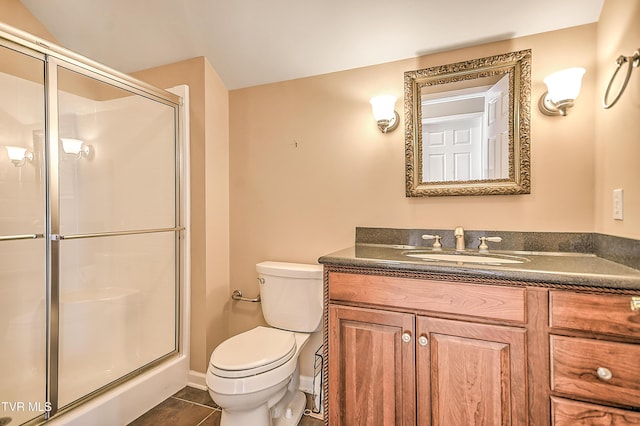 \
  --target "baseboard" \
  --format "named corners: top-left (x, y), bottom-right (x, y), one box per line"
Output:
top-left (299, 374), bottom-right (314, 394)
top-left (300, 374), bottom-right (323, 415)
top-left (189, 371), bottom-right (315, 394)
top-left (187, 370), bottom-right (207, 390)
